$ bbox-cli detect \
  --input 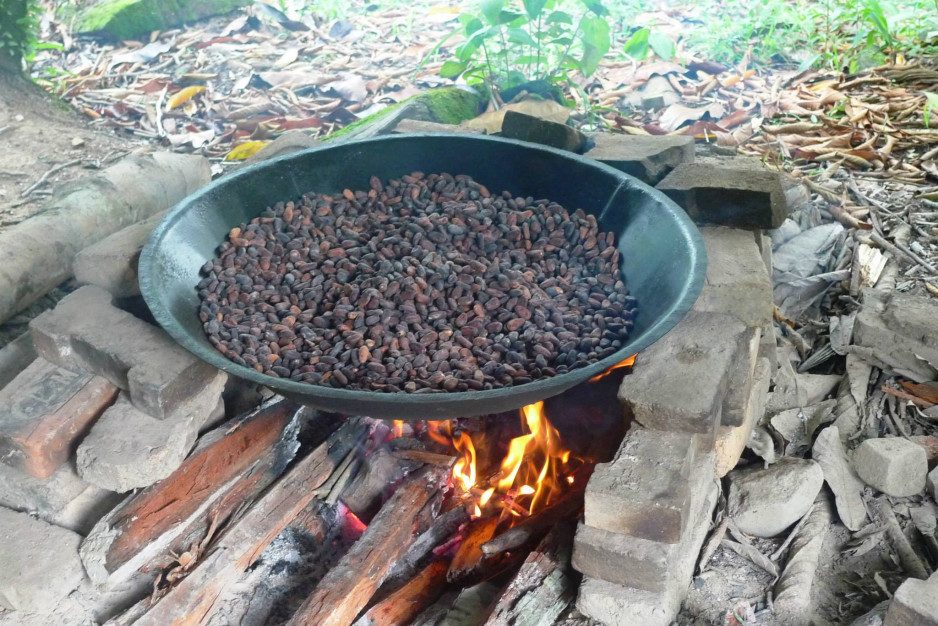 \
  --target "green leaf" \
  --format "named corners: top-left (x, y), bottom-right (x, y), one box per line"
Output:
top-left (480, 0), bottom-right (505, 25)
top-left (514, 54), bottom-right (541, 64)
top-left (579, 16), bottom-right (609, 76)
top-left (647, 31), bottom-right (674, 60)
top-left (464, 16), bottom-right (484, 35)
top-left (440, 60), bottom-right (468, 78)
top-left (523, 0), bottom-right (548, 19)
top-left (548, 37), bottom-right (574, 46)
top-left (580, 0), bottom-right (606, 16)
top-left (497, 10), bottom-right (525, 25)
top-left (507, 28), bottom-right (539, 47)
top-left (544, 10), bottom-right (573, 24)
top-left (623, 27), bottom-right (649, 60)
